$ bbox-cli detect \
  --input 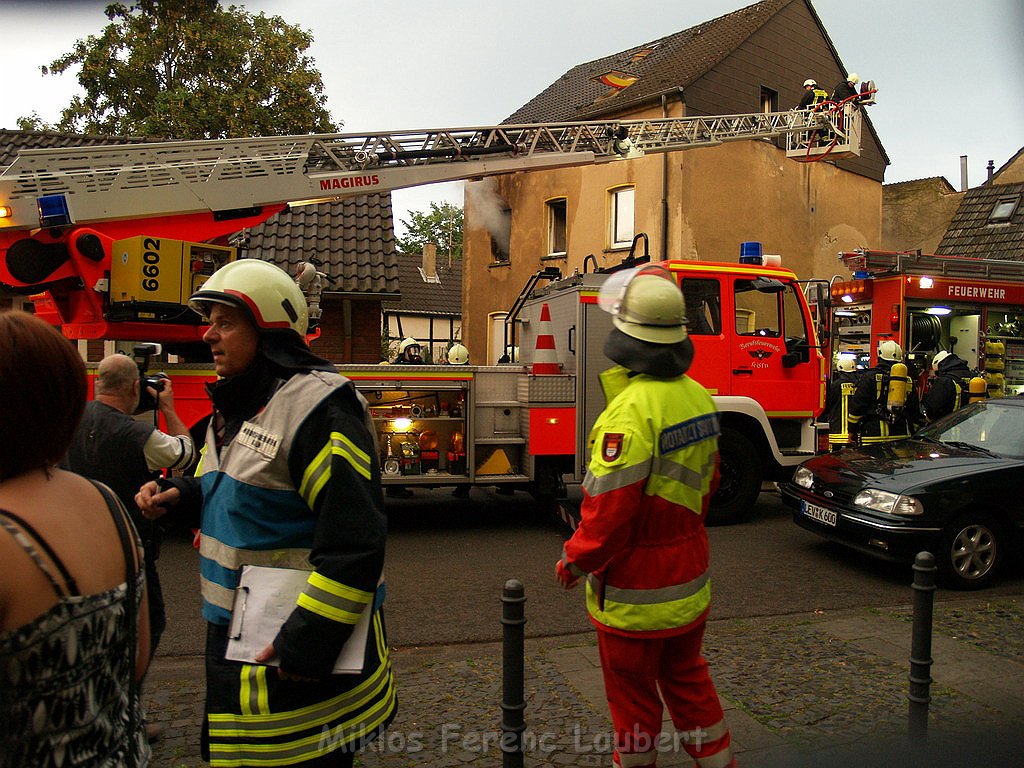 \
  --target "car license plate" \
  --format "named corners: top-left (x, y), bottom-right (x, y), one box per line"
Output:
top-left (803, 501), bottom-right (837, 527)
